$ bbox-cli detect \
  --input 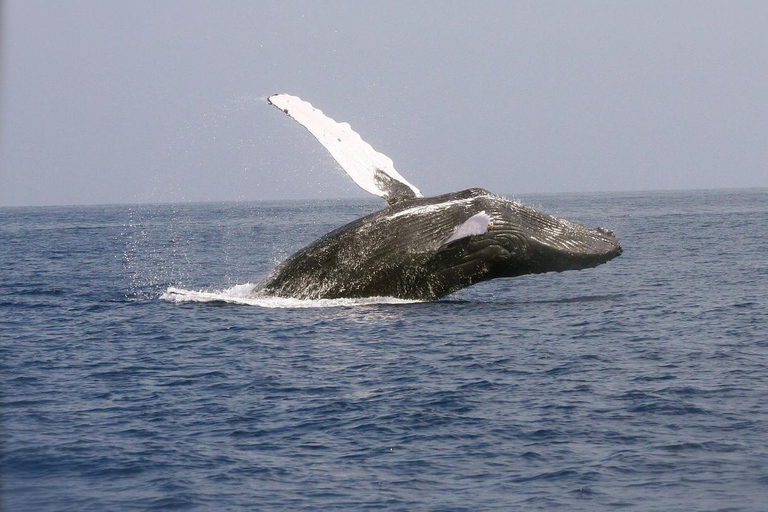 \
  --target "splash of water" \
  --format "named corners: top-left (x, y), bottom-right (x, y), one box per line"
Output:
top-left (160, 283), bottom-right (418, 308)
